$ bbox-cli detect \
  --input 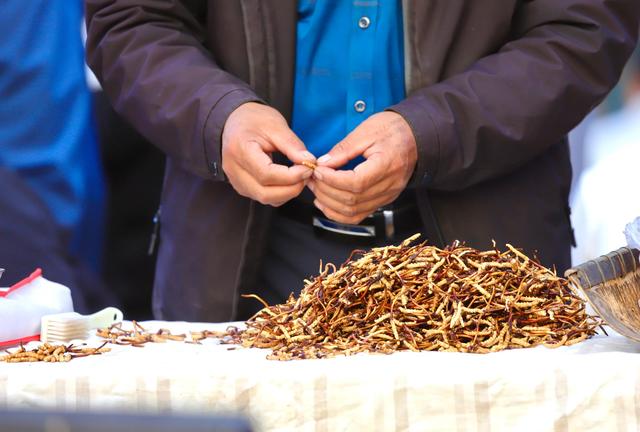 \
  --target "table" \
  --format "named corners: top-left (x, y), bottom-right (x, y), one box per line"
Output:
top-left (1, 321), bottom-right (640, 431)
